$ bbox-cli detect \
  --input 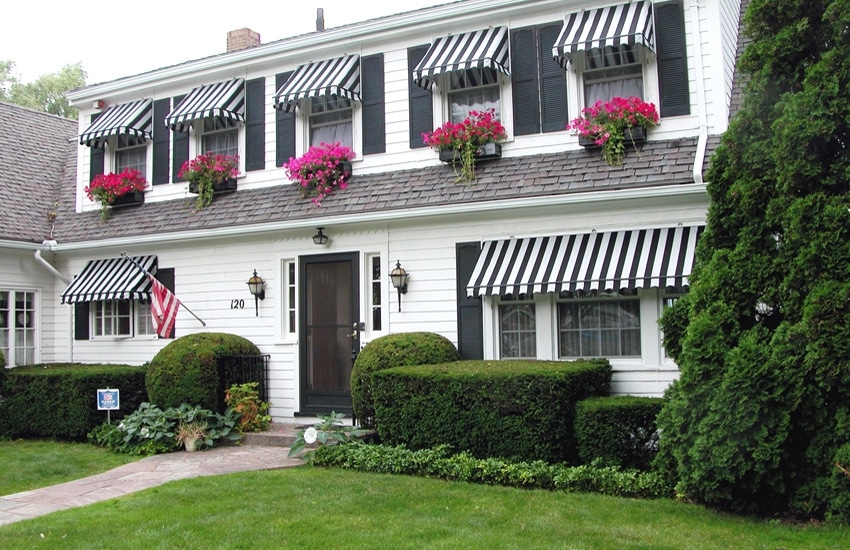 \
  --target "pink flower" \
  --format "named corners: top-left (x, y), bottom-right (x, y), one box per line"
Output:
top-left (283, 142), bottom-right (356, 206)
